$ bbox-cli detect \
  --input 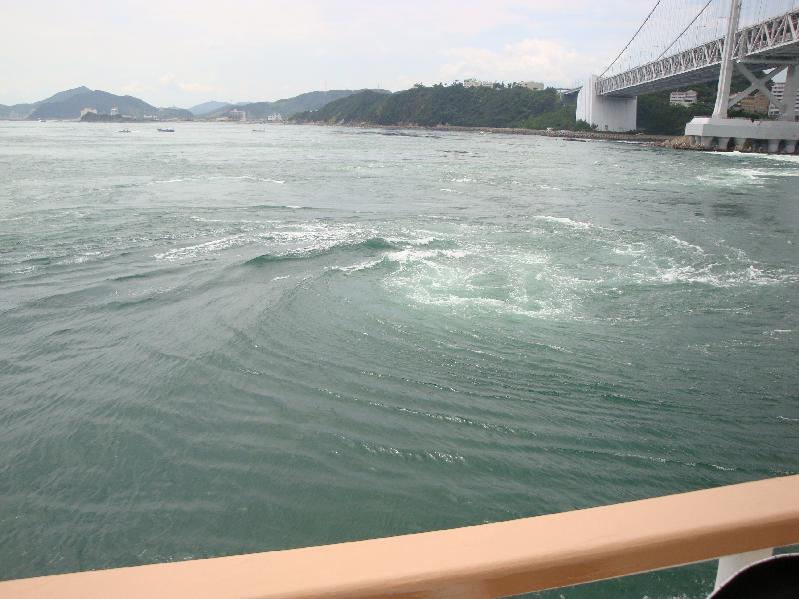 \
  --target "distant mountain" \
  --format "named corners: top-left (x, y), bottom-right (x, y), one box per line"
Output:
top-left (207, 89), bottom-right (389, 120)
top-left (189, 101), bottom-right (232, 116)
top-left (0, 87), bottom-right (192, 120)
top-left (27, 89), bottom-right (193, 120)
top-left (39, 86), bottom-right (93, 105)
top-left (0, 86), bottom-right (93, 119)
